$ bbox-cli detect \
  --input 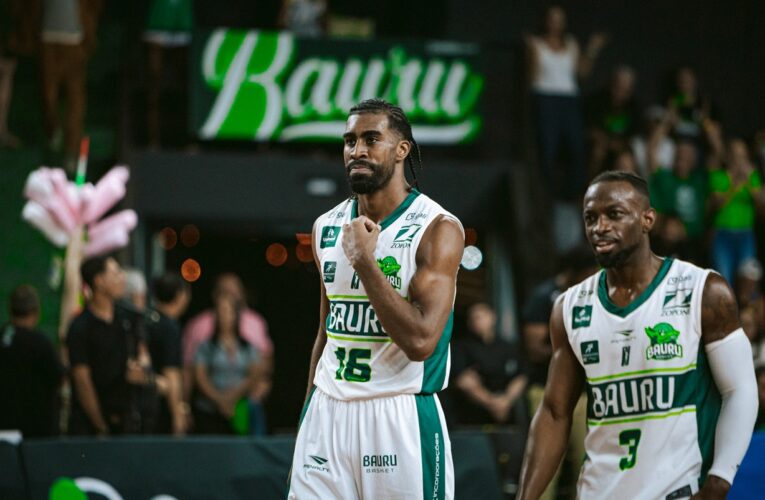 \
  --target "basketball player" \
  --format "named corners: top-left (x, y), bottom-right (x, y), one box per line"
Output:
top-left (288, 99), bottom-right (464, 499)
top-left (518, 171), bottom-right (757, 499)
